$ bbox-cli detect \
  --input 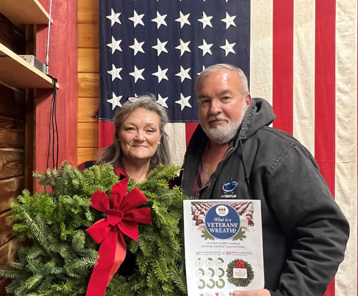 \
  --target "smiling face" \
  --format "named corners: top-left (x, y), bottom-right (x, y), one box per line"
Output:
top-left (118, 108), bottom-right (161, 165)
top-left (196, 69), bottom-right (252, 144)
